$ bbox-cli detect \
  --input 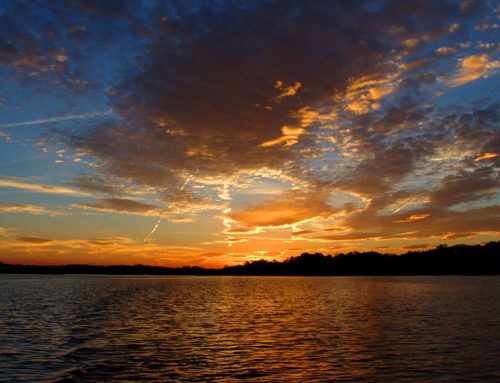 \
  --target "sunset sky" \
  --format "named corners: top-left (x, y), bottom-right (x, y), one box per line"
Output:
top-left (1, 0), bottom-right (499, 267)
